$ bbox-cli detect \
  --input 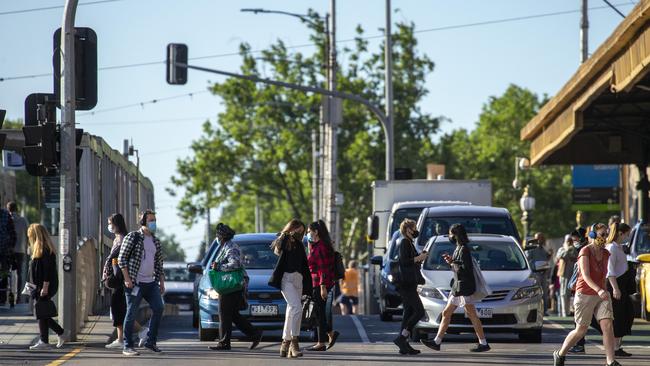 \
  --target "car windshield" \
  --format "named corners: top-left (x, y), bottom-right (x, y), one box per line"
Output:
top-left (418, 216), bottom-right (518, 247)
top-left (635, 224), bottom-right (650, 255)
top-left (390, 208), bottom-right (425, 235)
top-left (163, 267), bottom-right (195, 282)
top-left (209, 241), bottom-right (276, 269)
top-left (423, 240), bottom-right (528, 271)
